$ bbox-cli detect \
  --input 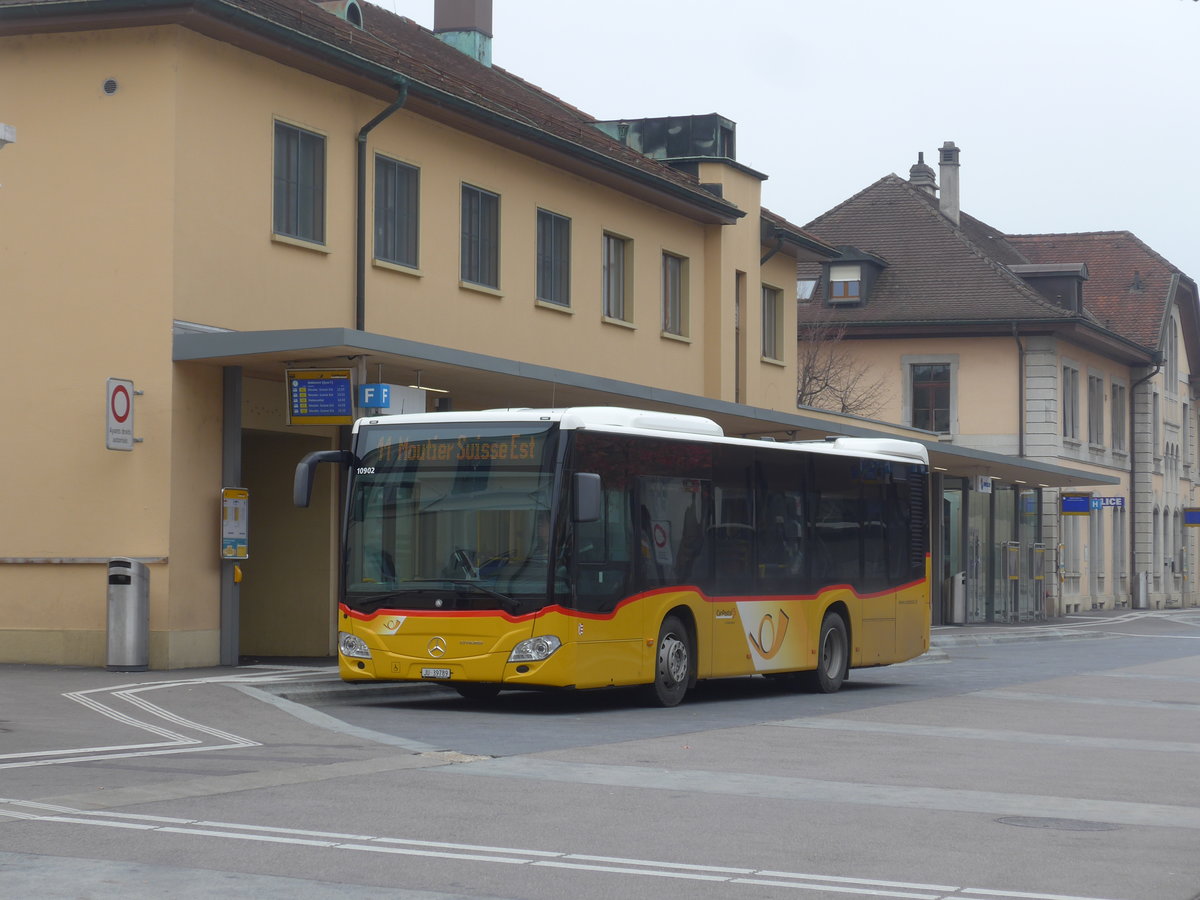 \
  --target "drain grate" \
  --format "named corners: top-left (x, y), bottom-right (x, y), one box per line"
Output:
top-left (997, 816), bottom-right (1121, 832)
